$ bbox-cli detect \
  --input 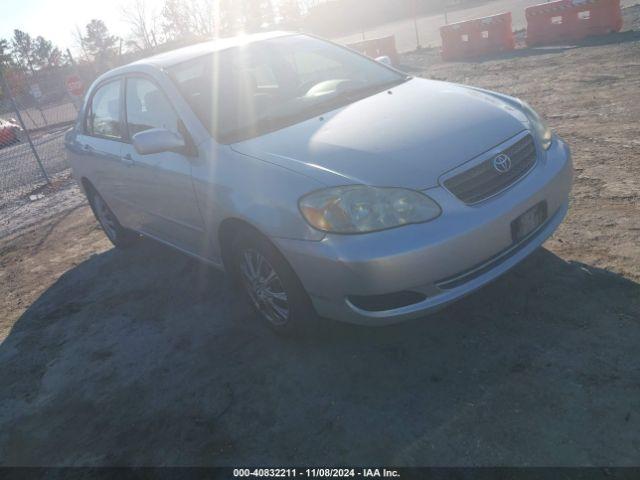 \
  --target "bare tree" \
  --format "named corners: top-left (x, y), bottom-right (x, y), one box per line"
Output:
top-left (278, 0), bottom-right (302, 25)
top-left (218, 0), bottom-right (243, 34)
top-left (121, 0), bottom-right (160, 52)
top-left (218, 0), bottom-right (275, 34)
top-left (72, 25), bottom-right (92, 63)
top-left (161, 0), bottom-right (219, 41)
top-left (161, 0), bottom-right (196, 41)
top-left (157, 0), bottom-right (296, 44)
top-left (243, 0), bottom-right (275, 32)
